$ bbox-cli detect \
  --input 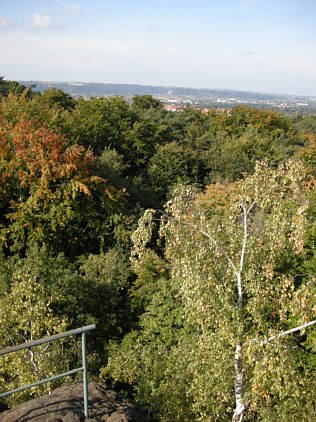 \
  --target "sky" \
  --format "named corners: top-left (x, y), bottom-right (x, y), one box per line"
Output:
top-left (1, 0), bottom-right (316, 96)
